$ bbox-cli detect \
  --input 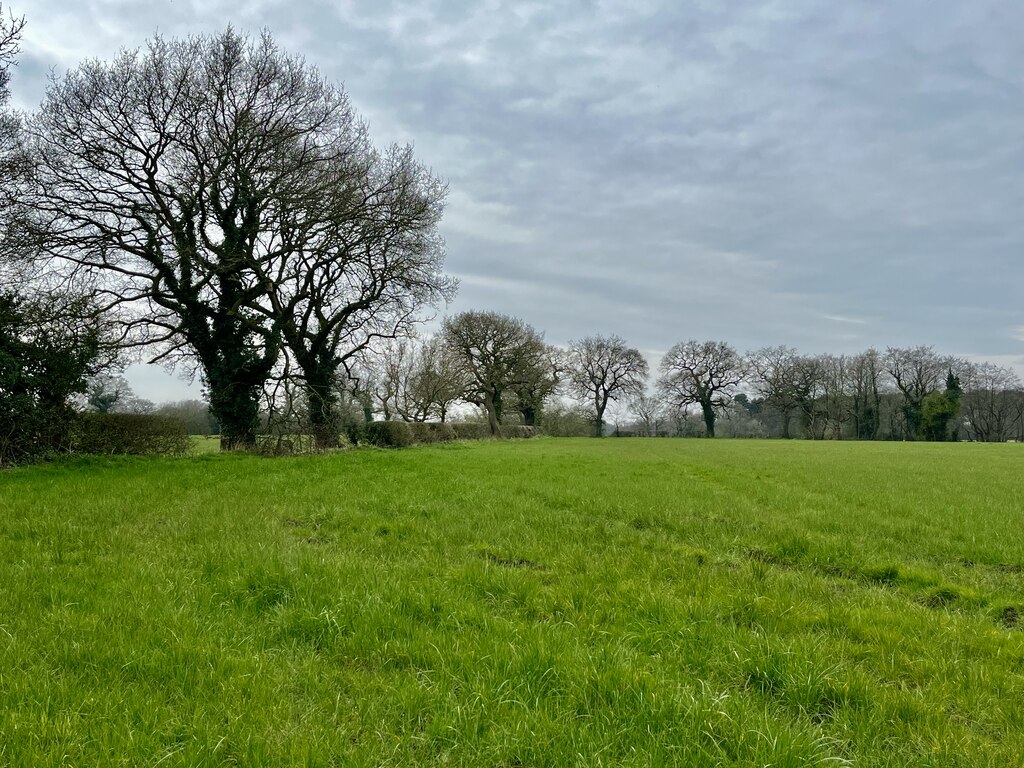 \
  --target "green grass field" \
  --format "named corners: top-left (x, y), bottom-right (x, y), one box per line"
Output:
top-left (2, 439), bottom-right (1023, 766)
